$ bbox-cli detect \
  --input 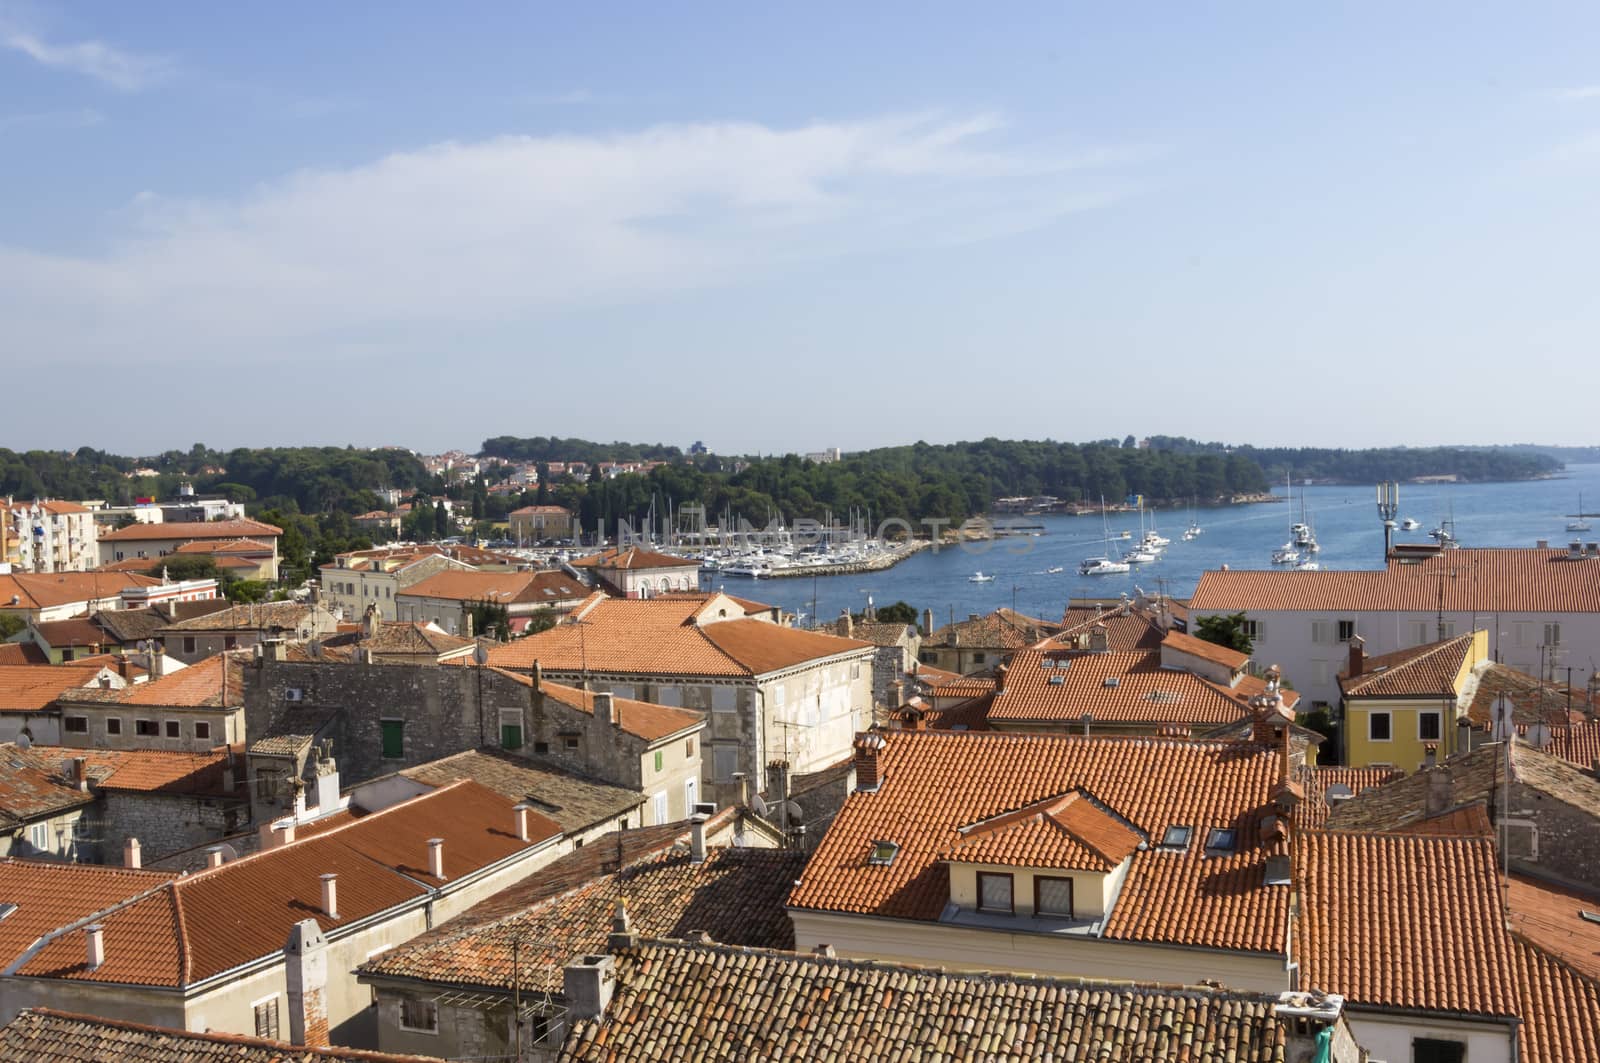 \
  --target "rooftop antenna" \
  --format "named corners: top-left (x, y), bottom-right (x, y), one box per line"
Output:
top-left (1376, 482), bottom-right (1399, 561)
